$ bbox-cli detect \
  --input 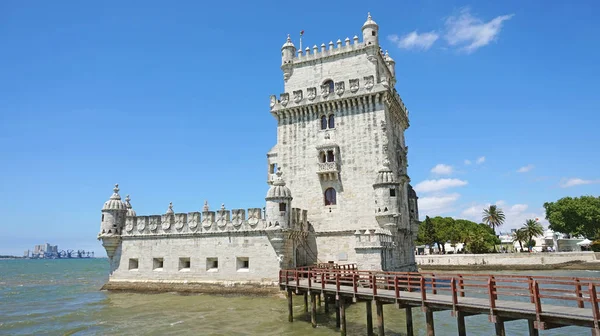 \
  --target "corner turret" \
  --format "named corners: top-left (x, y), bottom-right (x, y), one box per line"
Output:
top-left (99, 184), bottom-right (127, 261)
top-left (373, 159), bottom-right (401, 216)
top-left (362, 13), bottom-right (379, 46)
top-left (265, 169), bottom-right (292, 228)
top-left (384, 50), bottom-right (396, 78)
top-left (125, 195), bottom-right (136, 217)
top-left (281, 35), bottom-right (296, 81)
